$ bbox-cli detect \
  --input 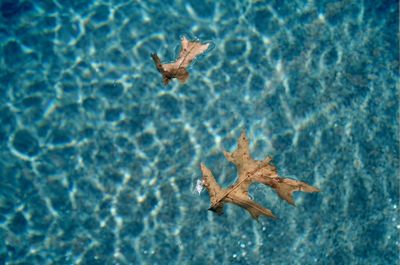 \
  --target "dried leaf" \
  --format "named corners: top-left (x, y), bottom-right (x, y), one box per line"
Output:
top-left (201, 131), bottom-right (320, 220)
top-left (151, 36), bottom-right (210, 85)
